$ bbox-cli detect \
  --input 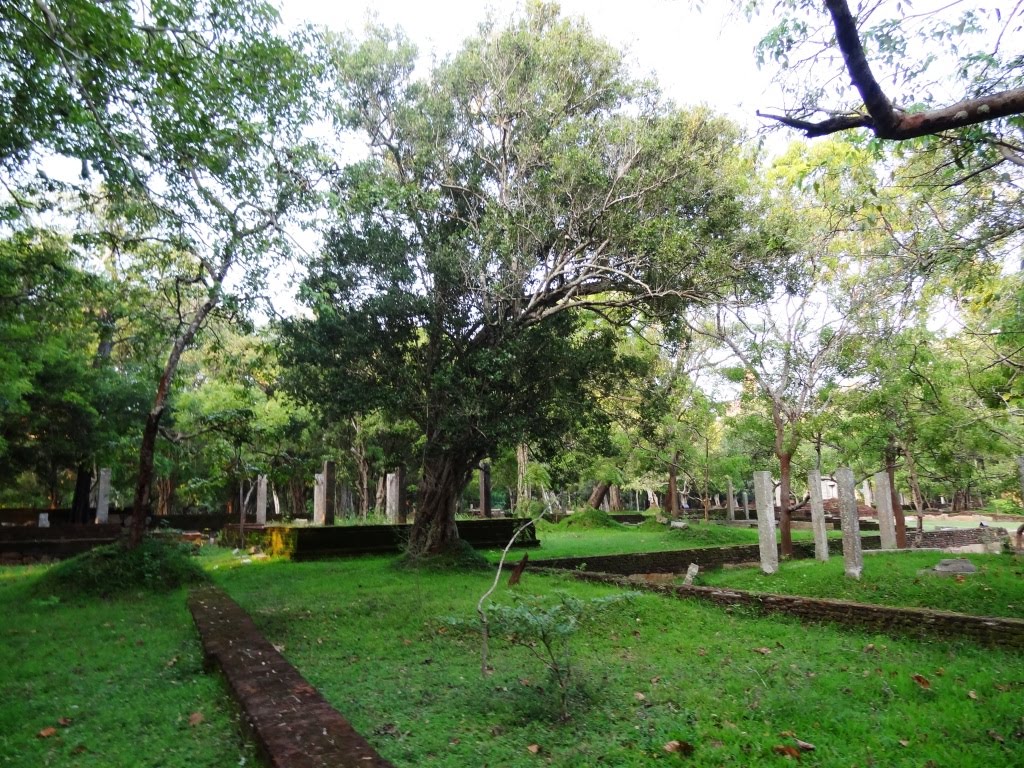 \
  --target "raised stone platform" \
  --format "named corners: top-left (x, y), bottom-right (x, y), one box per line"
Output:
top-left (188, 585), bottom-right (394, 768)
